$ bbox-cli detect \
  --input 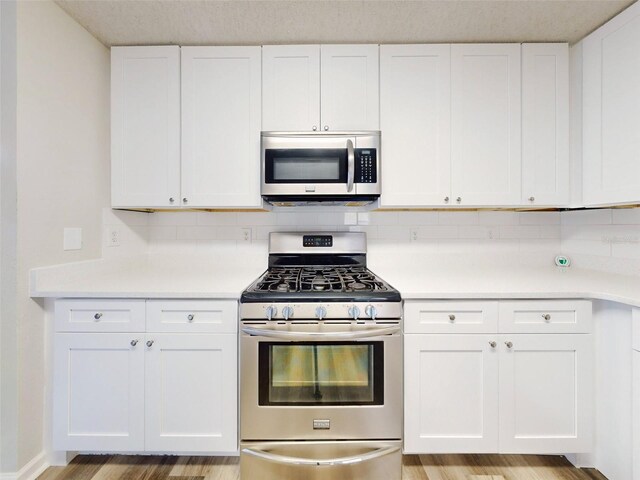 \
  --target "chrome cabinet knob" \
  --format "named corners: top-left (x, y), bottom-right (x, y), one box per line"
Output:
top-left (282, 306), bottom-right (294, 320)
top-left (456, 197), bottom-right (462, 203)
top-left (94, 313), bottom-right (102, 320)
top-left (365, 305), bottom-right (377, 320)
top-left (312, 126), bottom-right (317, 131)
top-left (187, 314), bottom-right (195, 322)
top-left (265, 306), bottom-right (278, 321)
top-left (448, 314), bottom-right (456, 322)
top-left (169, 197), bottom-right (175, 203)
top-left (542, 313), bottom-right (551, 321)
top-left (316, 306), bottom-right (327, 320)
top-left (489, 341), bottom-right (497, 348)
top-left (505, 341), bottom-right (513, 349)
top-left (444, 196), bottom-right (450, 203)
top-left (324, 125), bottom-right (329, 131)
top-left (130, 339), bottom-right (139, 347)
top-left (529, 196), bottom-right (535, 202)
top-left (182, 197), bottom-right (188, 204)
top-left (146, 340), bottom-right (154, 348)
top-left (348, 305), bottom-right (360, 320)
